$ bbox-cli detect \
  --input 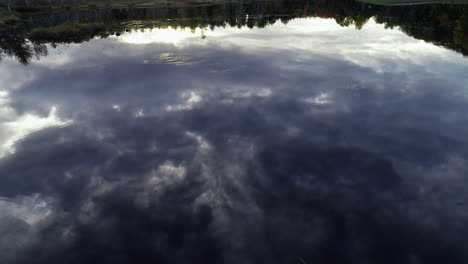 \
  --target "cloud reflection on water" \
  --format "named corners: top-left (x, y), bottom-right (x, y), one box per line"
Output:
top-left (0, 17), bottom-right (467, 264)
